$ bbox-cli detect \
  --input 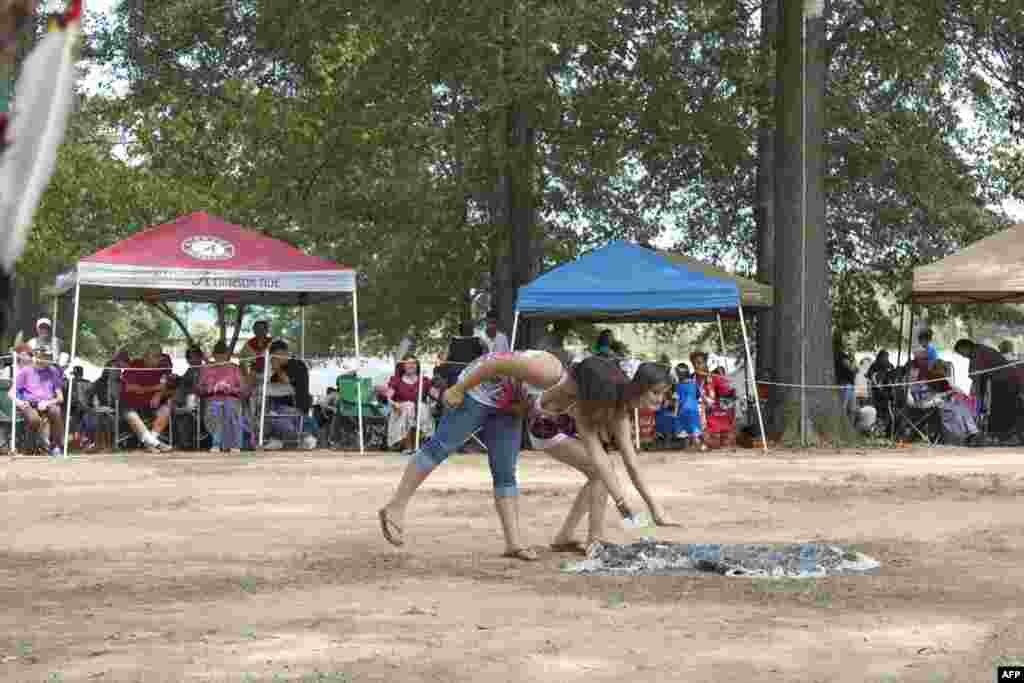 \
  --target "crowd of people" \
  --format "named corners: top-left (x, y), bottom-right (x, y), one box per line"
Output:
top-left (6, 319), bottom-right (317, 454)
